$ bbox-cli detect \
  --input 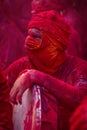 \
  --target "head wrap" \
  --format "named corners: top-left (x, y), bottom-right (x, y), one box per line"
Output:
top-left (25, 10), bottom-right (71, 74)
